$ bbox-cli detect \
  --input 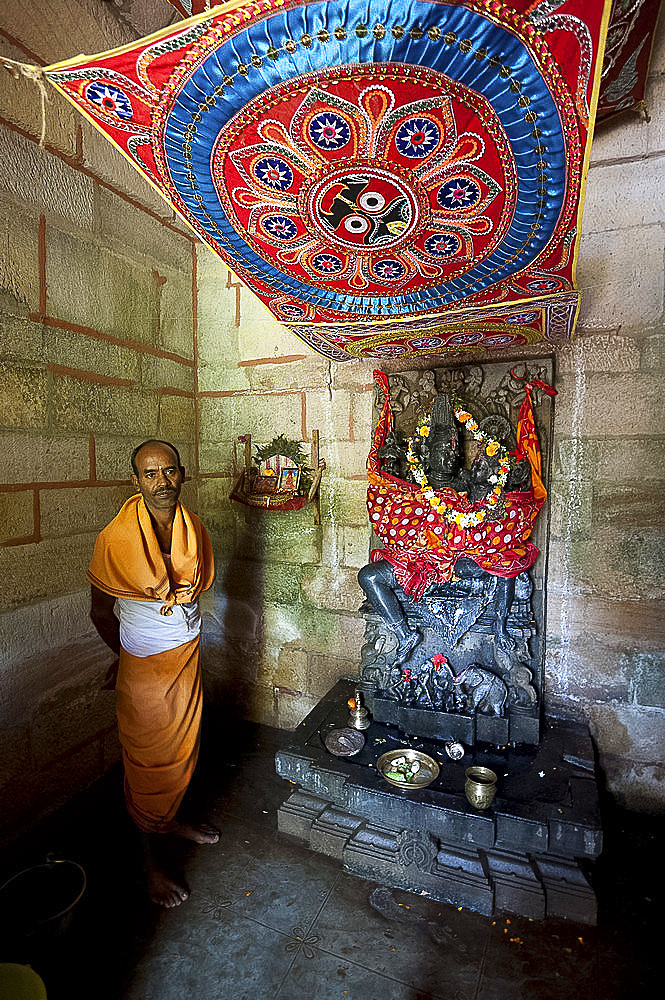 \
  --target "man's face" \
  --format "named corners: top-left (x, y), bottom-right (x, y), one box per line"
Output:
top-left (132, 443), bottom-right (184, 513)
